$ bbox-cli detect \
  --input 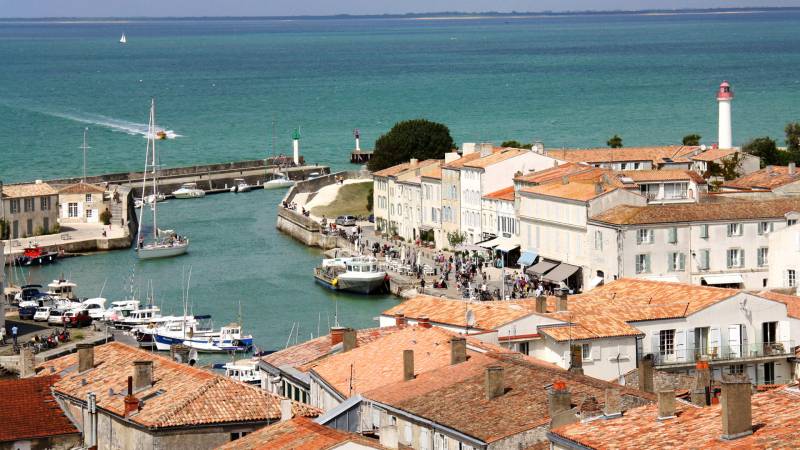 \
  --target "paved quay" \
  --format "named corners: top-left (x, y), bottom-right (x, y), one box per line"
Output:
top-left (2, 222), bottom-right (129, 258)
